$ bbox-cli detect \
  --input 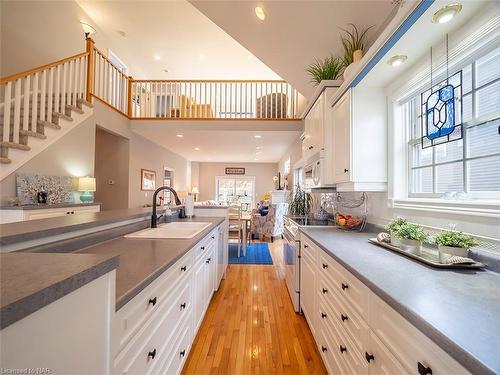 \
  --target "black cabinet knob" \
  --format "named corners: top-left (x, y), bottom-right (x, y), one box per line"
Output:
top-left (322, 263), bottom-right (328, 269)
top-left (206, 258), bottom-right (211, 264)
top-left (148, 349), bottom-right (156, 360)
top-left (66, 212), bottom-right (70, 215)
top-left (181, 266), bottom-right (187, 272)
top-left (339, 345), bottom-right (347, 354)
top-left (71, 211), bottom-right (75, 214)
top-left (344, 168), bottom-right (349, 173)
top-left (321, 346), bottom-right (327, 353)
top-left (341, 283), bottom-right (349, 290)
top-left (180, 349), bottom-right (186, 358)
top-left (365, 352), bottom-right (375, 363)
top-left (309, 146), bottom-right (313, 150)
top-left (180, 302), bottom-right (186, 310)
top-left (321, 312), bottom-right (327, 319)
top-left (303, 244), bottom-right (308, 248)
top-left (418, 362), bottom-right (432, 375)
top-left (201, 246), bottom-right (205, 250)
top-left (322, 288), bottom-right (328, 294)
top-left (341, 314), bottom-right (348, 322)
top-left (211, 236), bottom-right (215, 239)
top-left (148, 297), bottom-right (157, 306)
